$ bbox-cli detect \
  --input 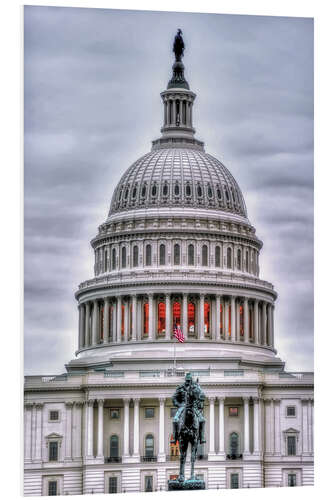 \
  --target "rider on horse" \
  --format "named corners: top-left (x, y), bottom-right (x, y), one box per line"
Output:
top-left (170, 372), bottom-right (206, 444)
